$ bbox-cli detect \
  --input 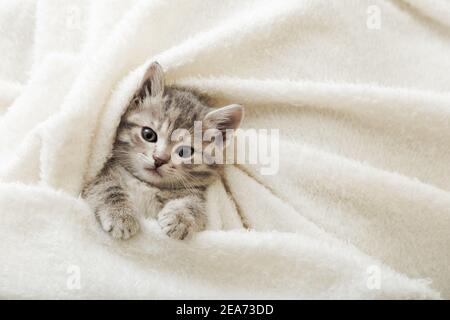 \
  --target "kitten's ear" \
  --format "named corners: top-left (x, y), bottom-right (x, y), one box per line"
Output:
top-left (203, 104), bottom-right (244, 135)
top-left (136, 61), bottom-right (165, 99)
